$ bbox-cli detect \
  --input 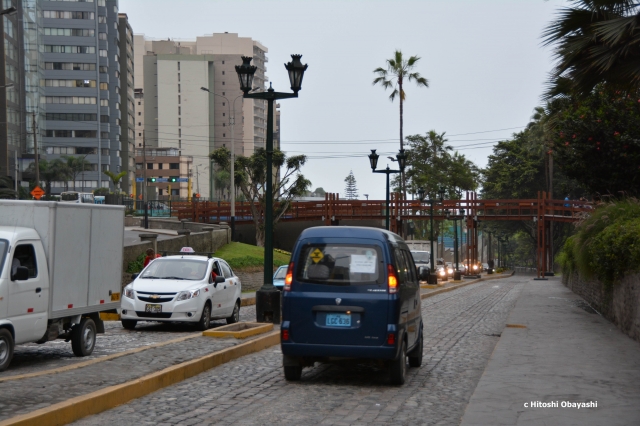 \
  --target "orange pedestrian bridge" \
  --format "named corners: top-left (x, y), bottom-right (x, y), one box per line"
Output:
top-left (171, 191), bottom-right (592, 279)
